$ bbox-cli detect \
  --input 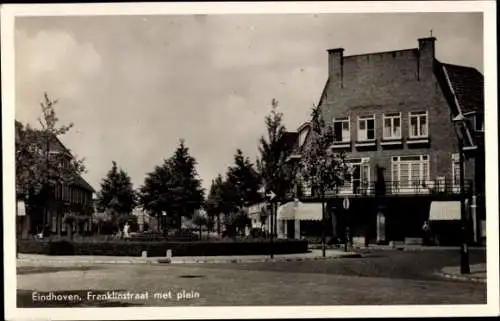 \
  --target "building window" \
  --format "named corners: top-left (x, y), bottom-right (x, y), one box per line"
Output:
top-left (451, 153), bottom-right (464, 186)
top-left (357, 115), bottom-right (376, 141)
top-left (333, 117), bottom-right (350, 142)
top-left (342, 158), bottom-right (370, 194)
top-left (391, 155), bottom-right (429, 189)
top-left (409, 111), bottom-right (428, 138)
top-left (298, 128), bottom-right (308, 147)
top-left (472, 114), bottom-right (484, 132)
top-left (383, 113), bottom-right (402, 140)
